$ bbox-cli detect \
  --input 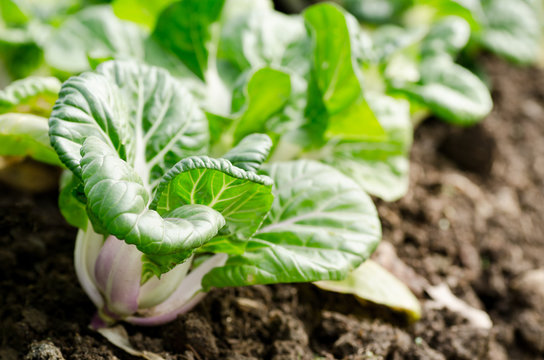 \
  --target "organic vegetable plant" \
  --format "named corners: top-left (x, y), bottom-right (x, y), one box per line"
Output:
top-left (50, 57), bottom-right (385, 326)
top-left (2, 0), bottom-right (539, 330)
